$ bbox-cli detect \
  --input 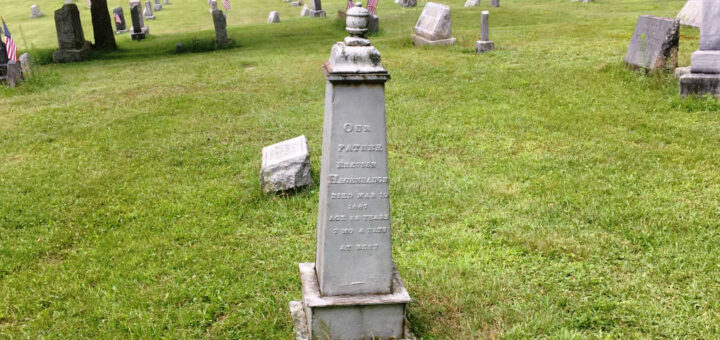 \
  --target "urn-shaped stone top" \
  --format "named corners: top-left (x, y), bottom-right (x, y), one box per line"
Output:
top-left (346, 2), bottom-right (369, 38)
